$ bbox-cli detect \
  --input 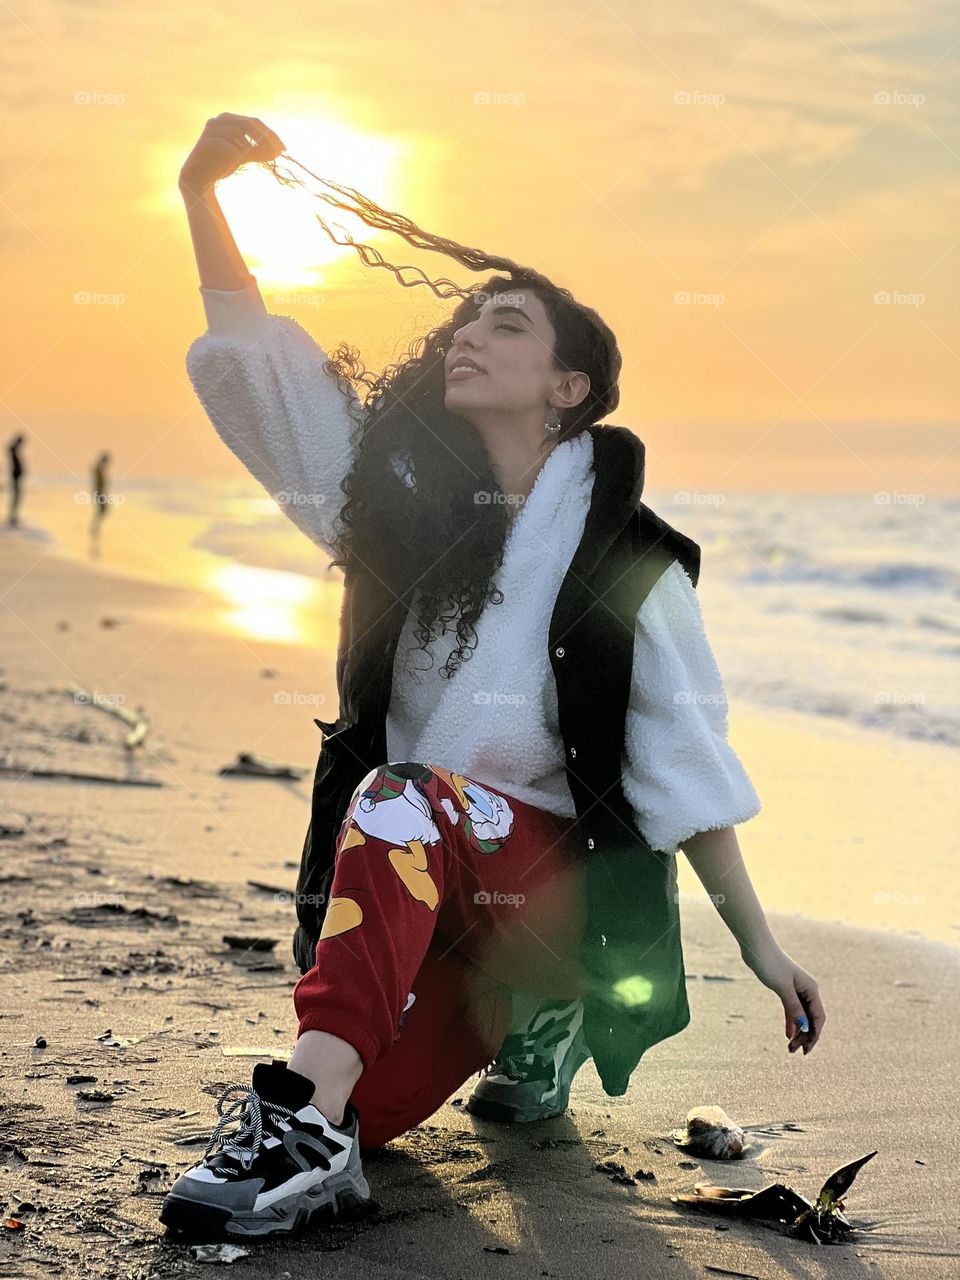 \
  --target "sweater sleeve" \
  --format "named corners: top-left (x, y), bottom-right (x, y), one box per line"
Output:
top-left (185, 279), bottom-right (362, 560)
top-left (621, 558), bottom-right (761, 855)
